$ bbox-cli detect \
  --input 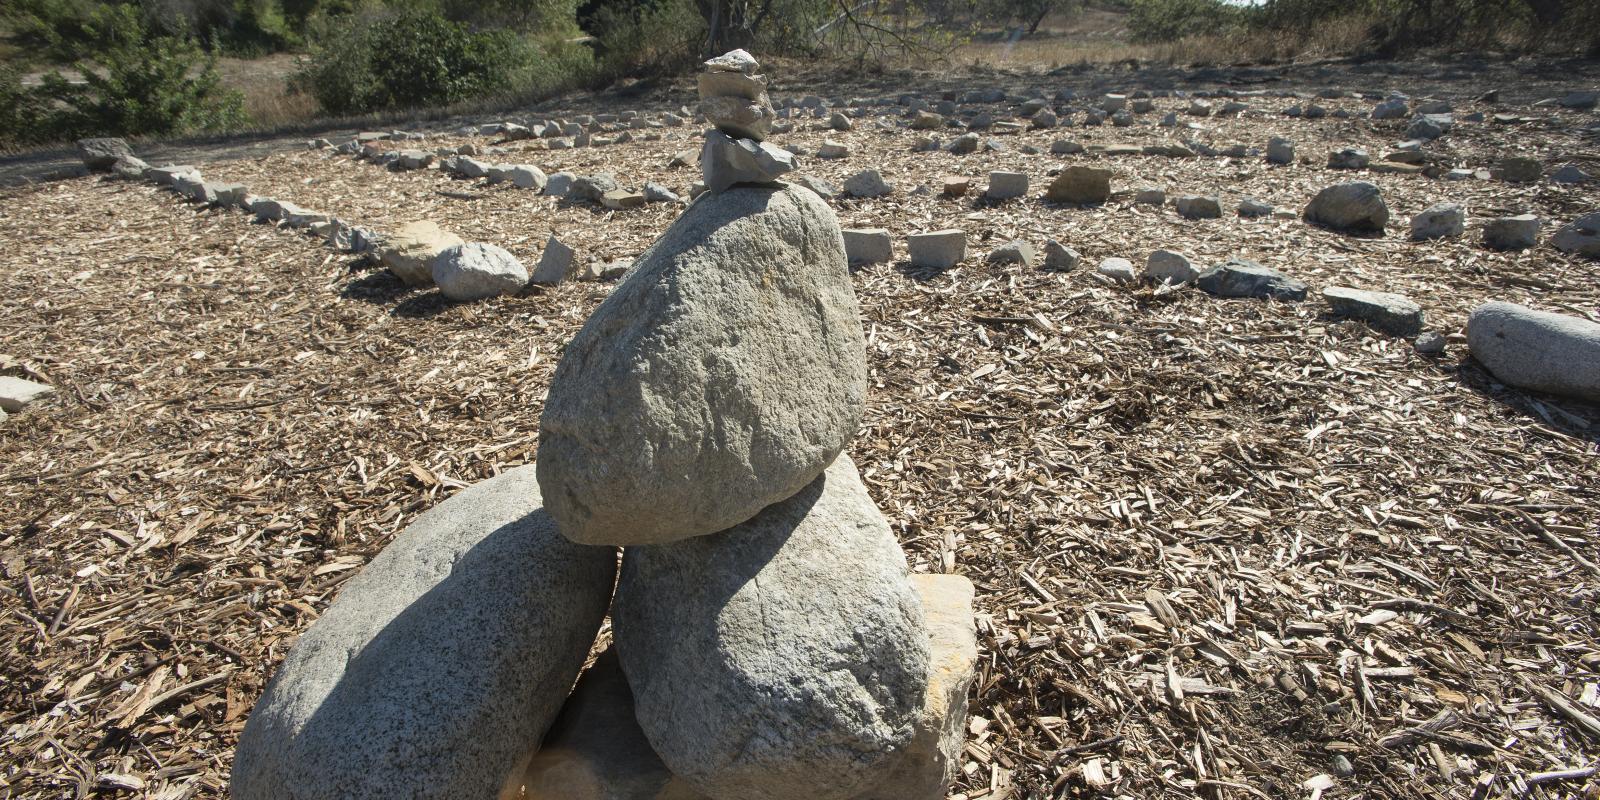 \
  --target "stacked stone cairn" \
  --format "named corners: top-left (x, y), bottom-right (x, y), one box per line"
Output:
top-left (232, 49), bottom-right (976, 800)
